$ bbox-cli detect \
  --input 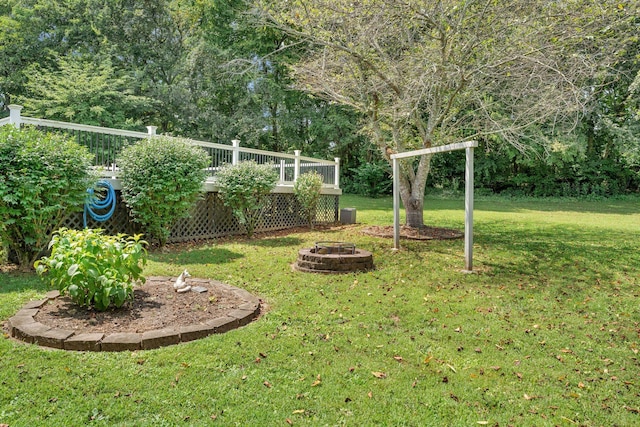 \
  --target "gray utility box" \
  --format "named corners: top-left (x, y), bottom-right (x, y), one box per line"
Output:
top-left (340, 208), bottom-right (356, 224)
